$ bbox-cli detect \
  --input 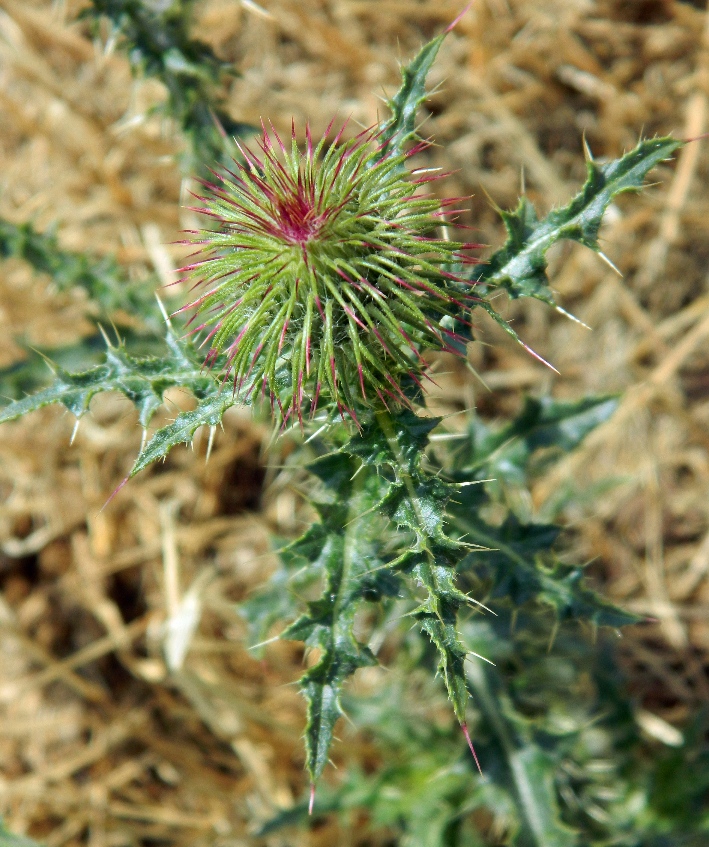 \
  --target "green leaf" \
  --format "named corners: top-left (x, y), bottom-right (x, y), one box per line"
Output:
top-left (240, 451), bottom-right (397, 781)
top-left (0, 217), bottom-right (163, 330)
top-left (447, 396), bottom-right (637, 627)
top-left (462, 395), bottom-right (620, 487)
top-left (353, 410), bottom-right (474, 724)
top-left (476, 137), bottom-right (682, 303)
top-left (457, 514), bottom-right (639, 627)
top-left (466, 662), bottom-right (578, 847)
top-left (280, 459), bottom-right (386, 782)
top-left (0, 332), bottom-right (187, 401)
top-left (128, 385), bottom-right (236, 476)
top-left (239, 560), bottom-right (311, 650)
top-left (0, 337), bottom-right (108, 401)
top-left (0, 333), bottom-right (211, 428)
top-left (380, 33), bottom-right (447, 156)
top-left (0, 330), bottom-right (244, 479)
